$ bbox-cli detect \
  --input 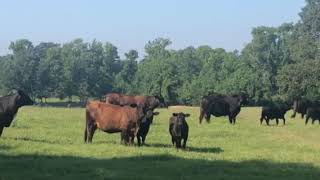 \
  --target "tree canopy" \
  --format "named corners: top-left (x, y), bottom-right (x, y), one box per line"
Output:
top-left (0, 0), bottom-right (319, 104)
